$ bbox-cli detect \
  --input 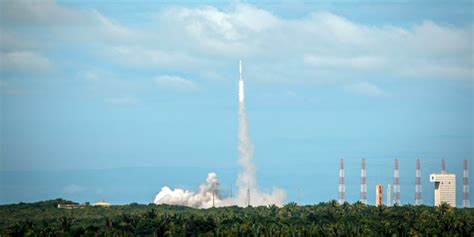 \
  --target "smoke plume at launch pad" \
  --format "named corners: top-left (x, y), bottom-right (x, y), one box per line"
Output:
top-left (153, 61), bottom-right (286, 208)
